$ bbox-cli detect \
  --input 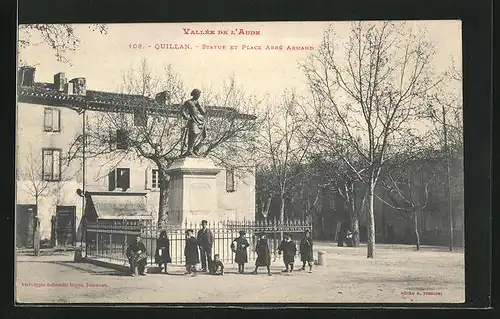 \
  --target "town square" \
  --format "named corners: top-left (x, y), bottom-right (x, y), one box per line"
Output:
top-left (16, 21), bottom-right (465, 304)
